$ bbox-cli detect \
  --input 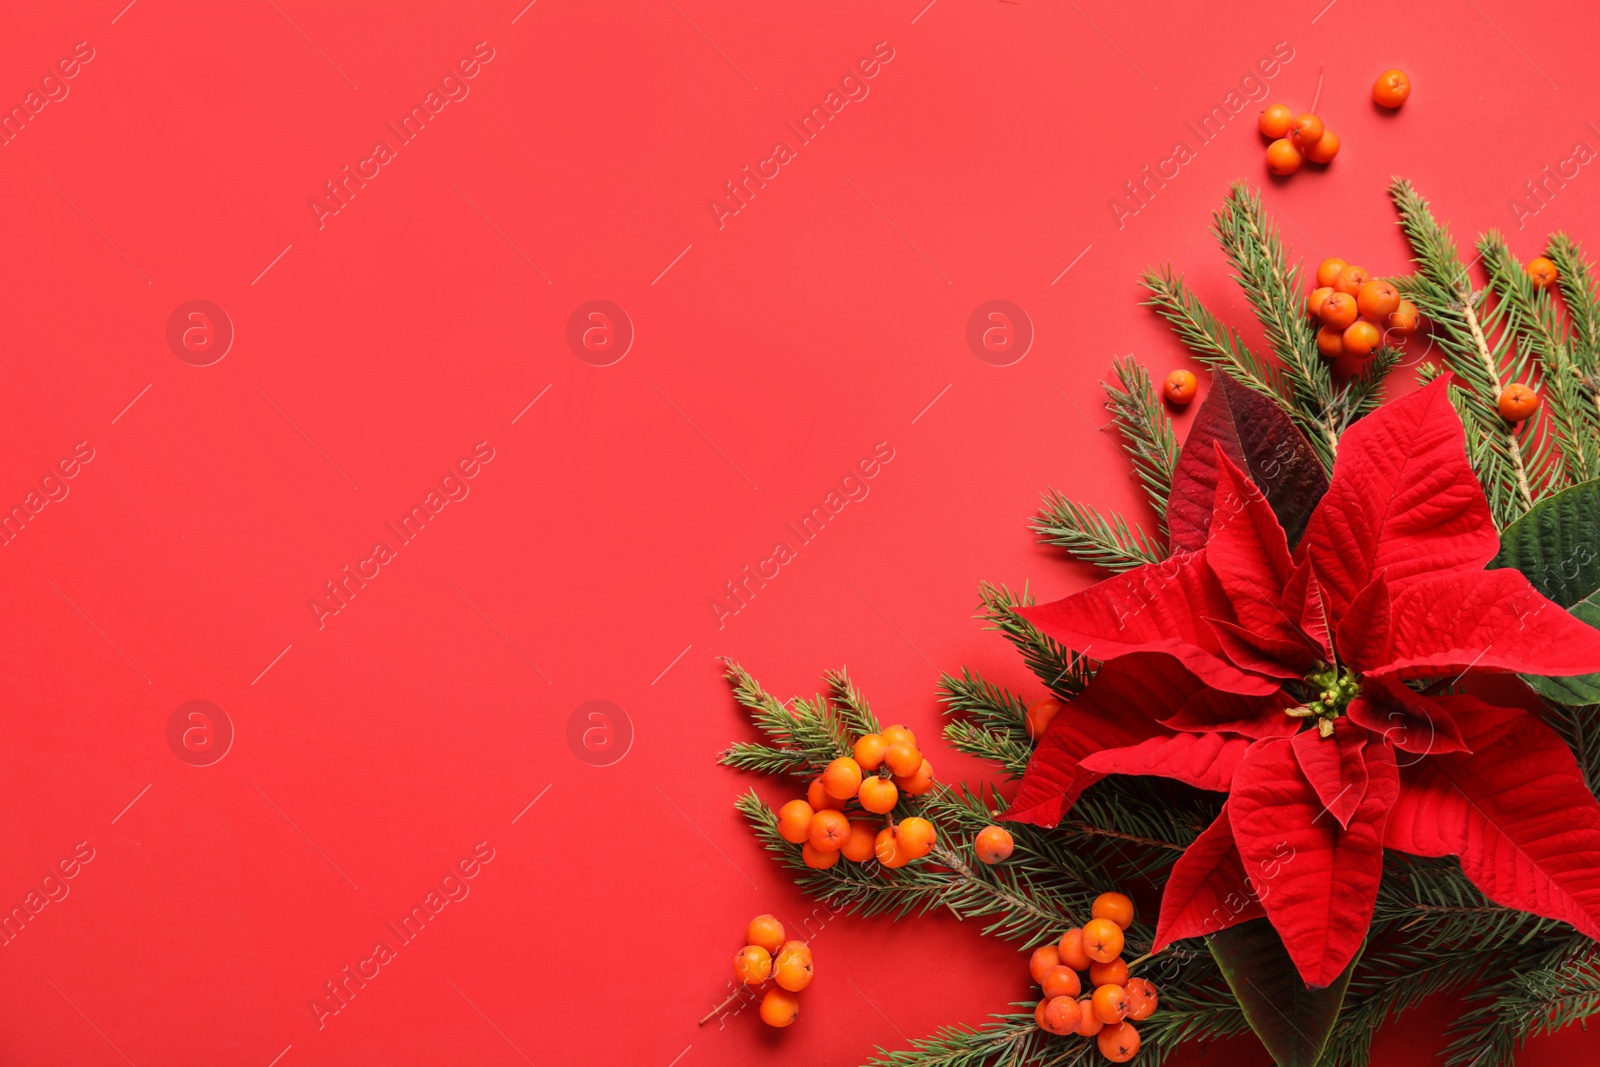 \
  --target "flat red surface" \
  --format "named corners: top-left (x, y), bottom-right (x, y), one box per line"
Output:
top-left (3, 1), bottom-right (1599, 1064)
